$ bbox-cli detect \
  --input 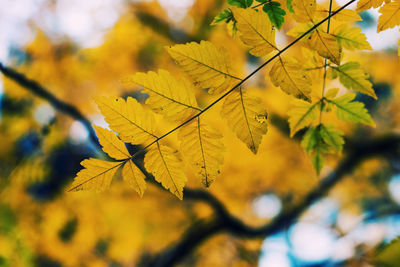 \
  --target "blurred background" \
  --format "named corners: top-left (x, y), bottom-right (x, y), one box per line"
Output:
top-left (1, 0), bottom-right (400, 266)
